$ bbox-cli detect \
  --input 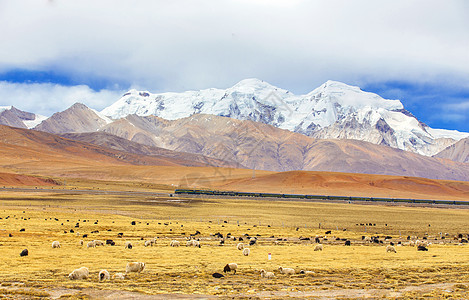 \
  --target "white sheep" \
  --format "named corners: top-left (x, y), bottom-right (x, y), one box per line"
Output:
top-left (52, 241), bottom-right (61, 248)
top-left (386, 245), bottom-right (397, 253)
top-left (170, 240), bottom-right (180, 247)
top-left (98, 269), bottom-right (110, 282)
top-left (416, 240), bottom-right (428, 248)
top-left (186, 240), bottom-right (194, 247)
top-left (68, 267), bottom-right (89, 280)
top-left (260, 269), bottom-right (275, 278)
top-left (242, 248), bottom-right (250, 256)
top-left (126, 262), bottom-right (145, 273)
top-left (87, 241), bottom-right (96, 248)
top-left (278, 266), bottom-right (295, 275)
top-left (314, 244), bottom-right (323, 251)
top-left (112, 272), bottom-right (126, 280)
top-left (192, 240), bottom-right (200, 248)
top-left (145, 240), bottom-right (153, 247)
top-left (125, 242), bottom-right (133, 249)
top-left (223, 263), bottom-right (238, 274)
top-left (237, 243), bottom-right (244, 250)
top-left (94, 240), bottom-right (105, 247)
